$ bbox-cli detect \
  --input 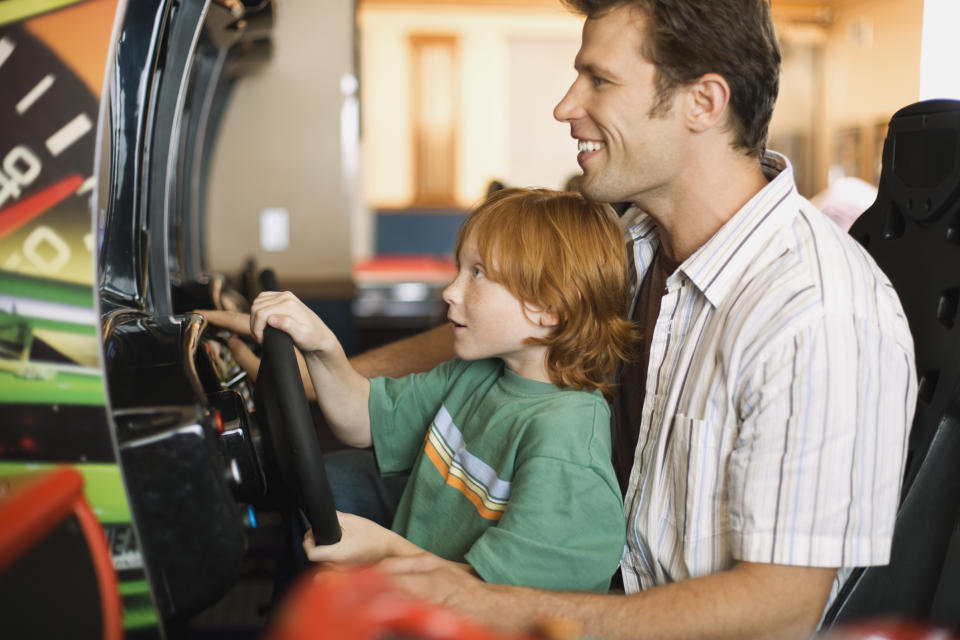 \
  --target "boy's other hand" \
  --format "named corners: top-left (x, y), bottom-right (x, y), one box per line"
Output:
top-left (195, 309), bottom-right (261, 380)
top-left (195, 309), bottom-right (254, 337)
top-left (303, 512), bottom-right (420, 565)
